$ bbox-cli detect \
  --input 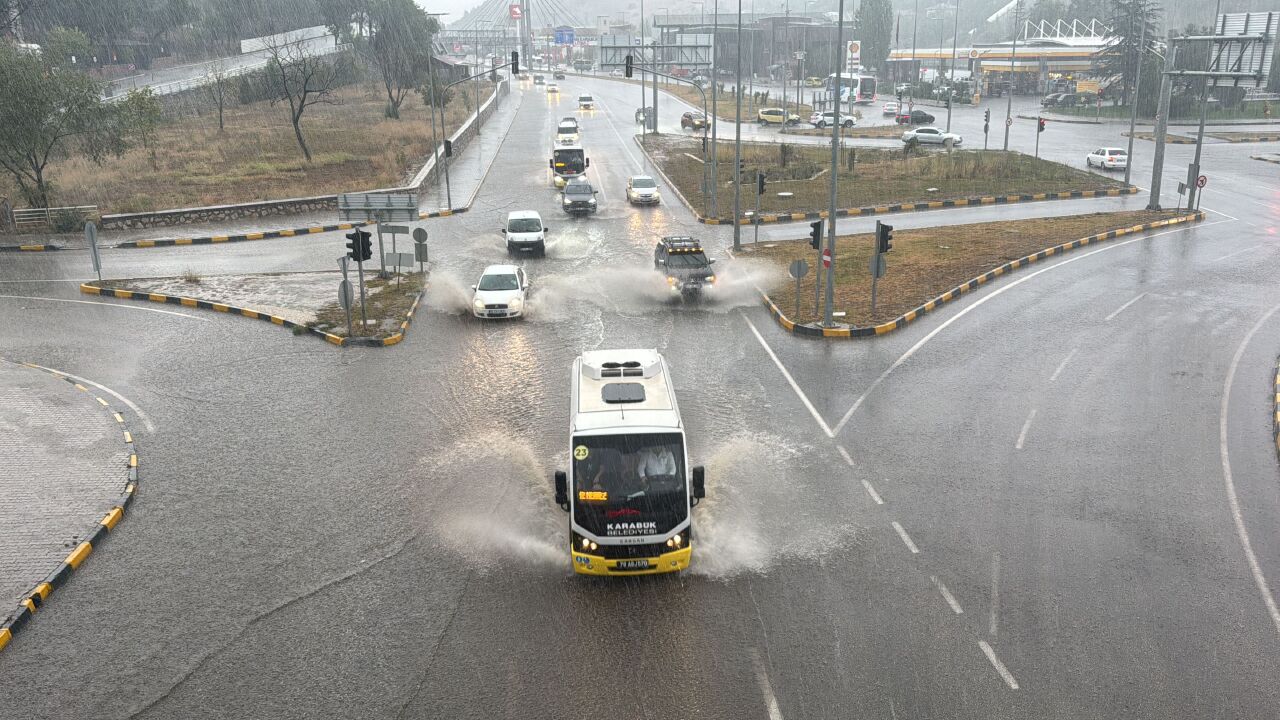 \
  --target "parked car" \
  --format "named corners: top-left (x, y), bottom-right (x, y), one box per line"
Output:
top-left (681, 111), bottom-right (708, 130)
top-left (902, 126), bottom-right (962, 145)
top-left (804, 76), bottom-right (825, 87)
top-left (609, 68), bottom-right (624, 77)
top-left (471, 265), bottom-right (528, 319)
top-left (1085, 147), bottom-right (1128, 170)
top-left (882, 101), bottom-right (899, 115)
top-left (895, 83), bottom-right (913, 94)
top-left (502, 210), bottom-right (548, 255)
top-left (1056, 92), bottom-right (1080, 107)
top-left (808, 111), bottom-right (855, 128)
top-left (626, 175), bottom-right (661, 205)
top-left (758, 107), bottom-right (801, 125)
top-left (895, 109), bottom-right (935, 125)
top-left (1041, 92), bottom-right (1064, 106)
